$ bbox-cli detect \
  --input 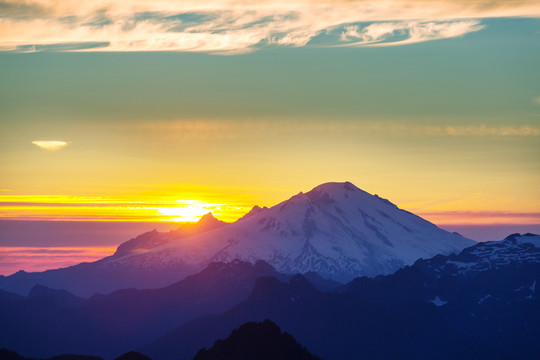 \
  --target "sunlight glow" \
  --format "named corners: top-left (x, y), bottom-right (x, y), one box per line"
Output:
top-left (156, 200), bottom-right (221, 222)
top-left (0, 195), bottom-right (250, 222)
